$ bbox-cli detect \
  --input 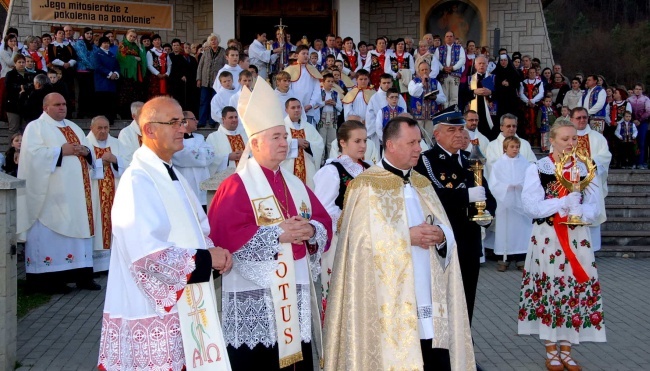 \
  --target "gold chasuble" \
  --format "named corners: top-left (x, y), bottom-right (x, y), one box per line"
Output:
top-left (290, 128), bottom-right (308, 183)
top-left (93, 147), bottom-right (116, 250)
top-left (58, 126), bottom-right (94, 235)
top-left (323, 166), bottom-right (475, 371)
top-left (577, 134), bottom-right (591, 154)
